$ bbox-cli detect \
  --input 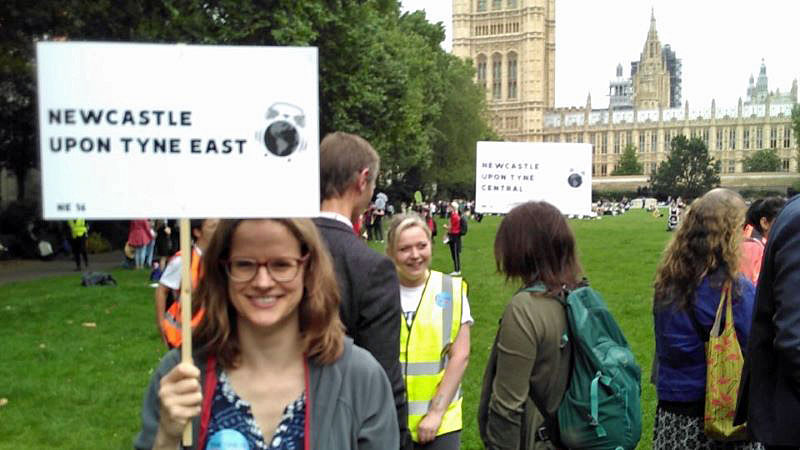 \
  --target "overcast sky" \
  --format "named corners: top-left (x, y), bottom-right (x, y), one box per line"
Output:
top-left (400, 1), bottom-right (800, 109)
